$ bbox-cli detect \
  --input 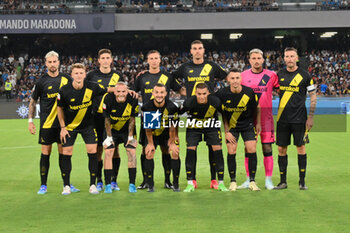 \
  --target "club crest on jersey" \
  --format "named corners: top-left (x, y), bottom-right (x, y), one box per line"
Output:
top-left (146, 81), bottom-right (150, 85)
top-left (70, 98), bottom-right (75, 102)
top-left (144, 110), bottom-right (161, 129)
top-left (98, 80), bottom-right (102, 83)
top-left (48, 86), bottom-right (52, 90)
top-left (189, 70), bottom-right (194, 73)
